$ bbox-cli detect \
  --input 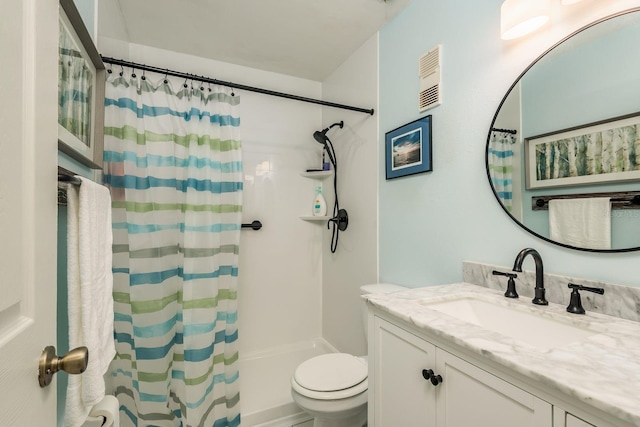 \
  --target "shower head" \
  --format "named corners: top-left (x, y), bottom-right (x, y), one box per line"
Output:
top-left (312, 121), bottom-right (344, 144)
top-left (313, 130), bottom-right (328, 144)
